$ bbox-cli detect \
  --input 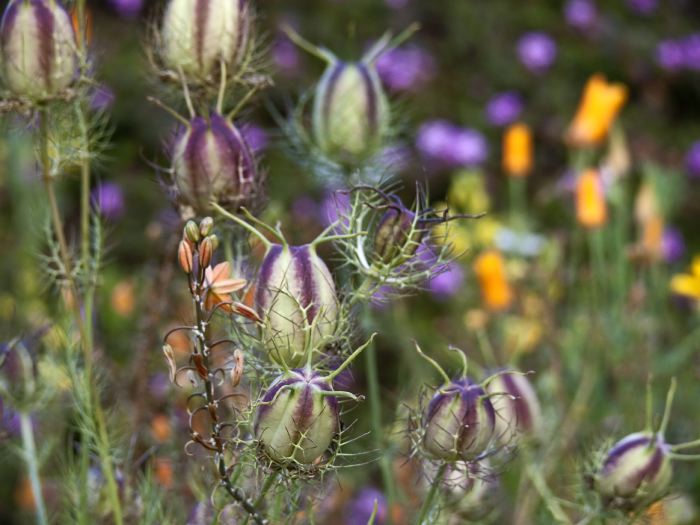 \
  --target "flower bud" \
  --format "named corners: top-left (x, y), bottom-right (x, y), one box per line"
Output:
top-left (160, 0), bottom-right (250, 81)
top-left (230, 348), bottom-right (243, 387)
top-left (255, 244), bottom-right (338, 367)
top-left (184, 220), bottom-right (200, 243)
top-left (442, 462), bottom-right (500, 522)
top-left (172, 113), bottom-right (257, 215)
top-left (422, 378), bottom-right (495, 461)
top-left (178, 240), bottom-right (194, 273)
top-left (198, 236), bottom-right (214, 268)
top-left (199, 216), bottom-right (214, 237)
top-left (1, 0), bottom-right (77, 100)
top-left (254, 368), bottom-right (339, 465)
top-left (312, 60), bottom-right (389, 161)
top-left (594, 432), bottom-right (672, 509)
top-left (486, 370), bottom-right (542, 445)
top-left (374, 204), bottom-right (424, 265)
